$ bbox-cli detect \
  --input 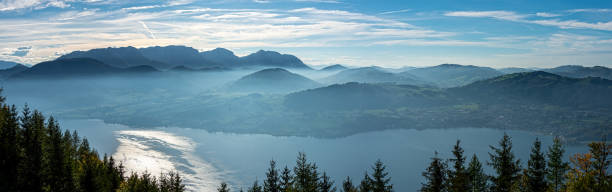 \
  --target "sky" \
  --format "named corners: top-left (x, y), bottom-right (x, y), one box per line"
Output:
top-left (0, 0), bottom-right (611, 68)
